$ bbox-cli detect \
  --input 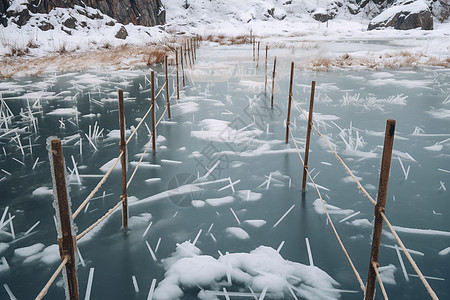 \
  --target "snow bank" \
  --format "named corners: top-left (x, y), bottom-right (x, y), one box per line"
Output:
top-left (154, 241), bottom-right (340, 300)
